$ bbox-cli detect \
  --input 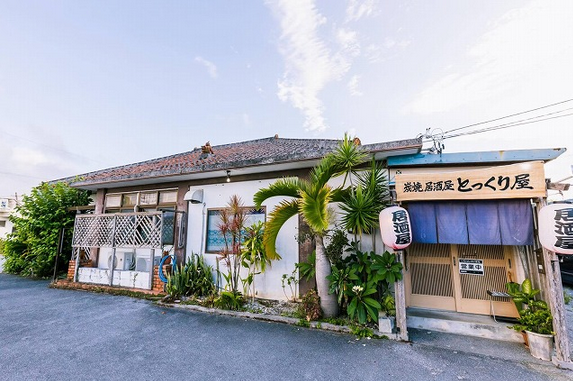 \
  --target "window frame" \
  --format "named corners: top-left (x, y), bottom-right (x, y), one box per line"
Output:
top-left (204, 206), bottom-right (266, 254)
